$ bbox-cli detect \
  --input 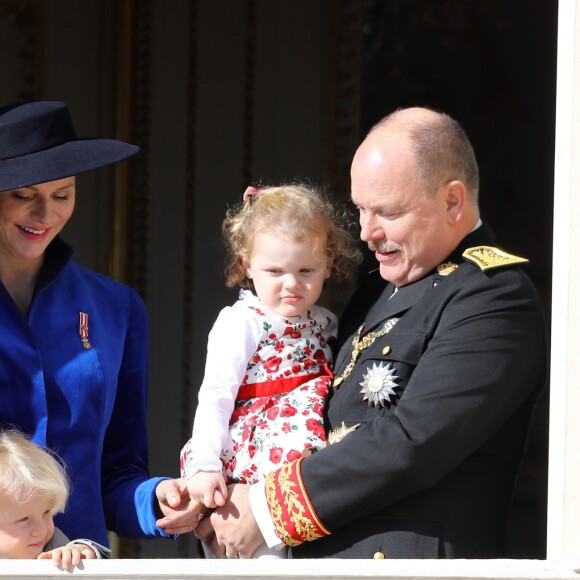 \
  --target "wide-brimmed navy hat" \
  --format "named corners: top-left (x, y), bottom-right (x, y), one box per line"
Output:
top-left (0, 100), bottom-right (139, 191)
